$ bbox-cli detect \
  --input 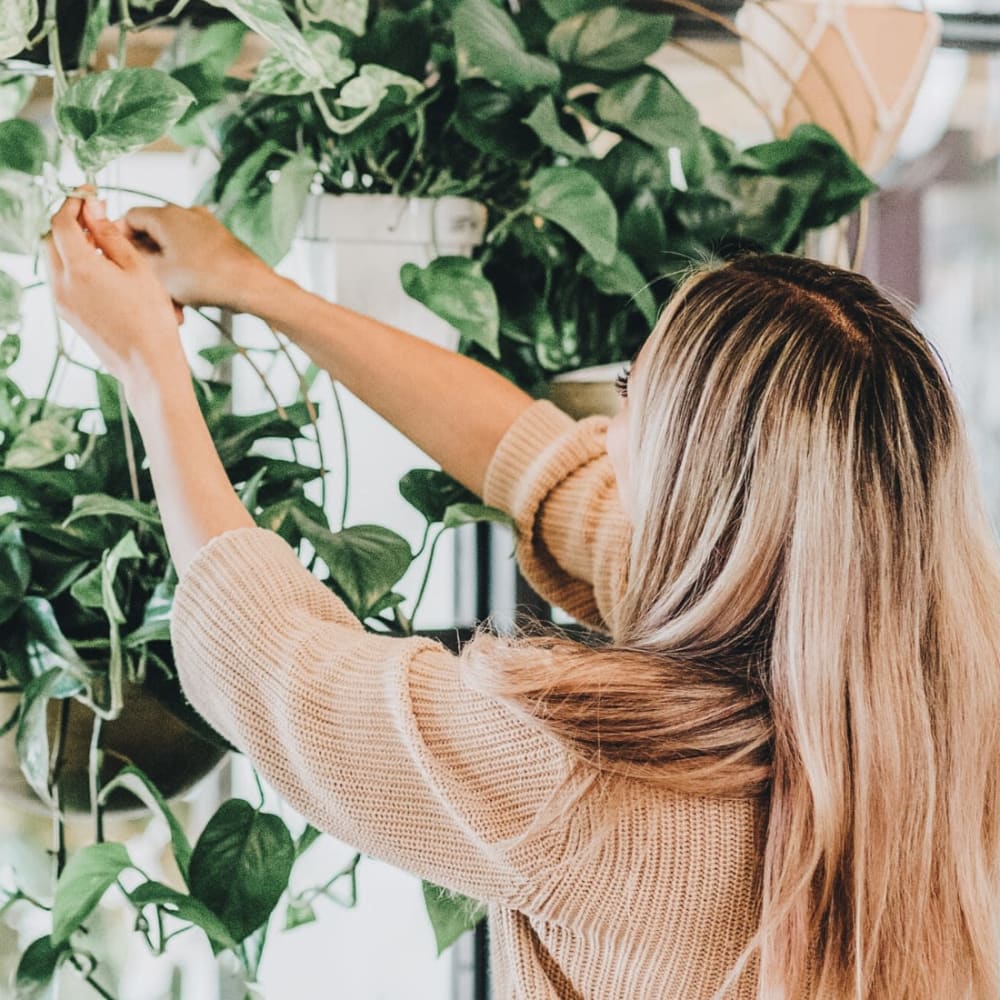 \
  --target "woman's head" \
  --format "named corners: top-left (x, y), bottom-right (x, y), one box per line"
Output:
top-left (610, 253), bottom-right (1000, 996)
top-left (472, 254), bottom-right (1000, 998)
